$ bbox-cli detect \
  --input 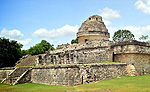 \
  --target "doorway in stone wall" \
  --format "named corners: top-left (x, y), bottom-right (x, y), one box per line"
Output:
top-left (113, 52), bottom-right (115, 62)
top-left (85, 39), bottom-right (88, 42)
top-left (81, 76), bottom-right (83, 84)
